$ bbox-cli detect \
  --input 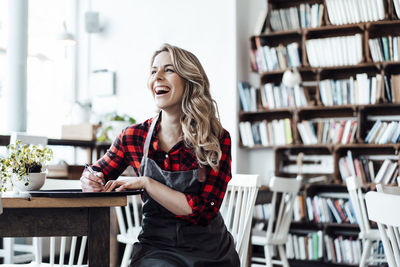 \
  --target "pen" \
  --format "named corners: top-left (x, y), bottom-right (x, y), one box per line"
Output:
top-left (85, 164), bottom-right (104, 186)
